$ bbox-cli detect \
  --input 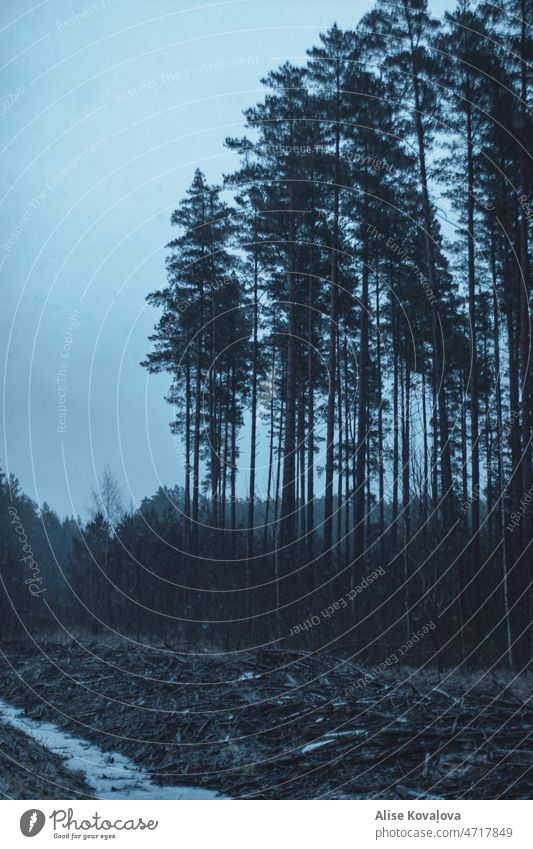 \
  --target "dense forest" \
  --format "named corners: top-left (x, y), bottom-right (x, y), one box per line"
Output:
top-left (2, 0), bottom-right (531, 673)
